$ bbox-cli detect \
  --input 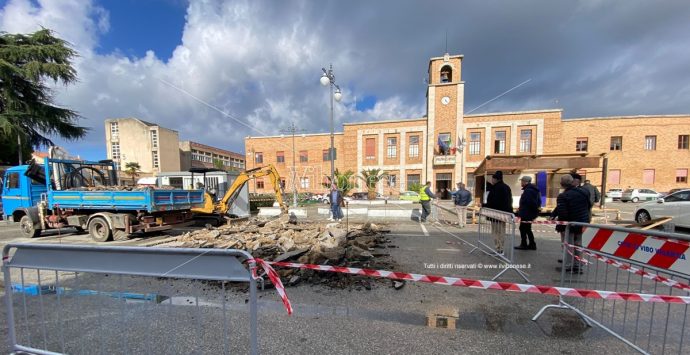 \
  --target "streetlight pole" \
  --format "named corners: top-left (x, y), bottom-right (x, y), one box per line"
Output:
top-left (458, 137), bottom-right (466, 183)
top-left (280, 122), bottom-right (305, 208)
top-left (320, 64), bottom-right (342, 185)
